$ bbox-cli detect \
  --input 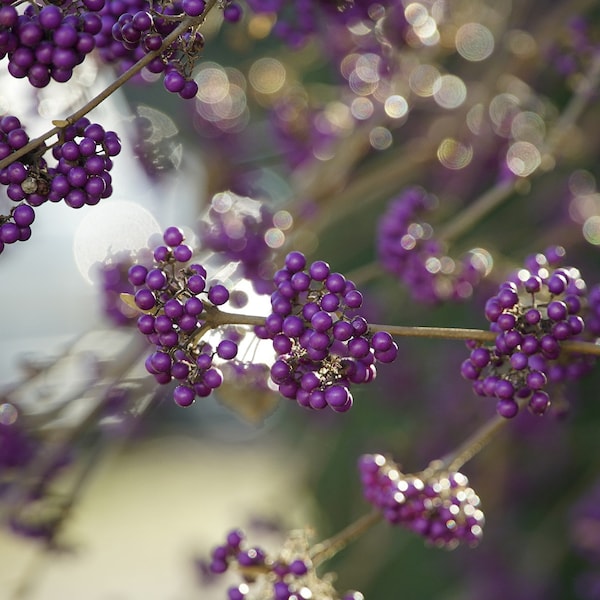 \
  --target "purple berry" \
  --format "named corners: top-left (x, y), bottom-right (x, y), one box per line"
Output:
top-left (174, 385), bottom-right (195, 407)
top-left (217, 340), bottom-right (238, 360)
